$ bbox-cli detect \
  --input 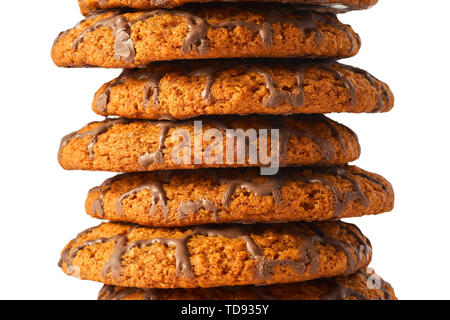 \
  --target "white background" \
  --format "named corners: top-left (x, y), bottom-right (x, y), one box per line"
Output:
top-left (0, 0), bottom-right (448, 300)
